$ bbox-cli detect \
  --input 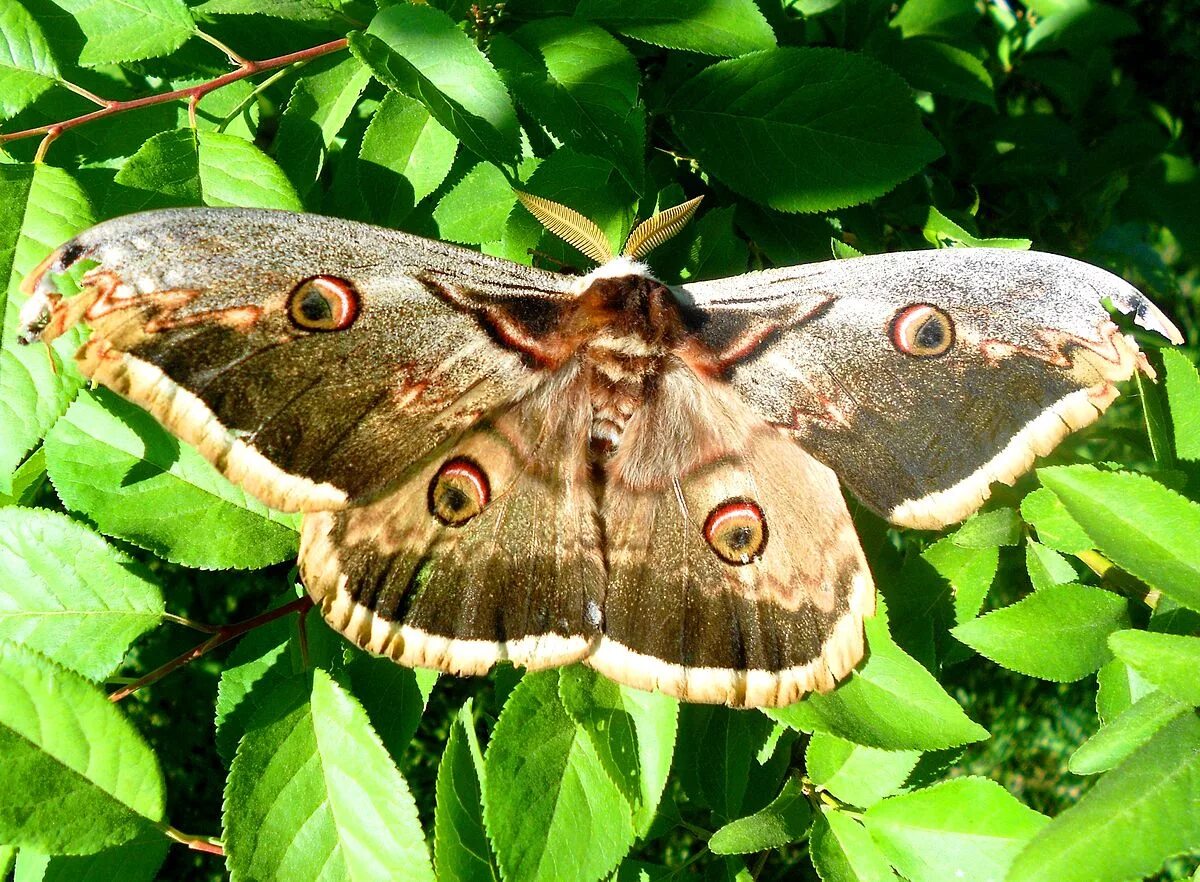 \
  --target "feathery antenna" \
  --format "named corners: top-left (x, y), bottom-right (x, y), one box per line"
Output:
top-left (514, 191), bottom-right (615, 265)
top-left (622, 196), bottom-right (704, 259)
